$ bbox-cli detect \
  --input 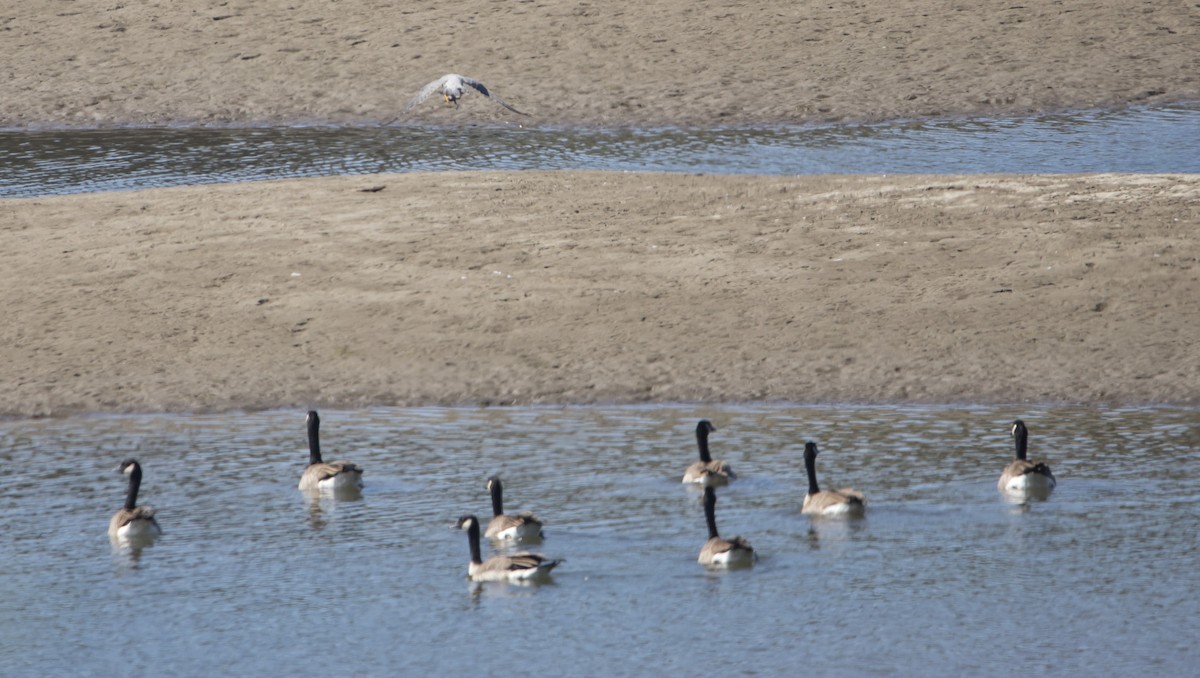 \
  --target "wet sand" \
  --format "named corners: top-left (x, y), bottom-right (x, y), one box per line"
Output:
top-left (4, 172), bottom-right (1197, 417)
